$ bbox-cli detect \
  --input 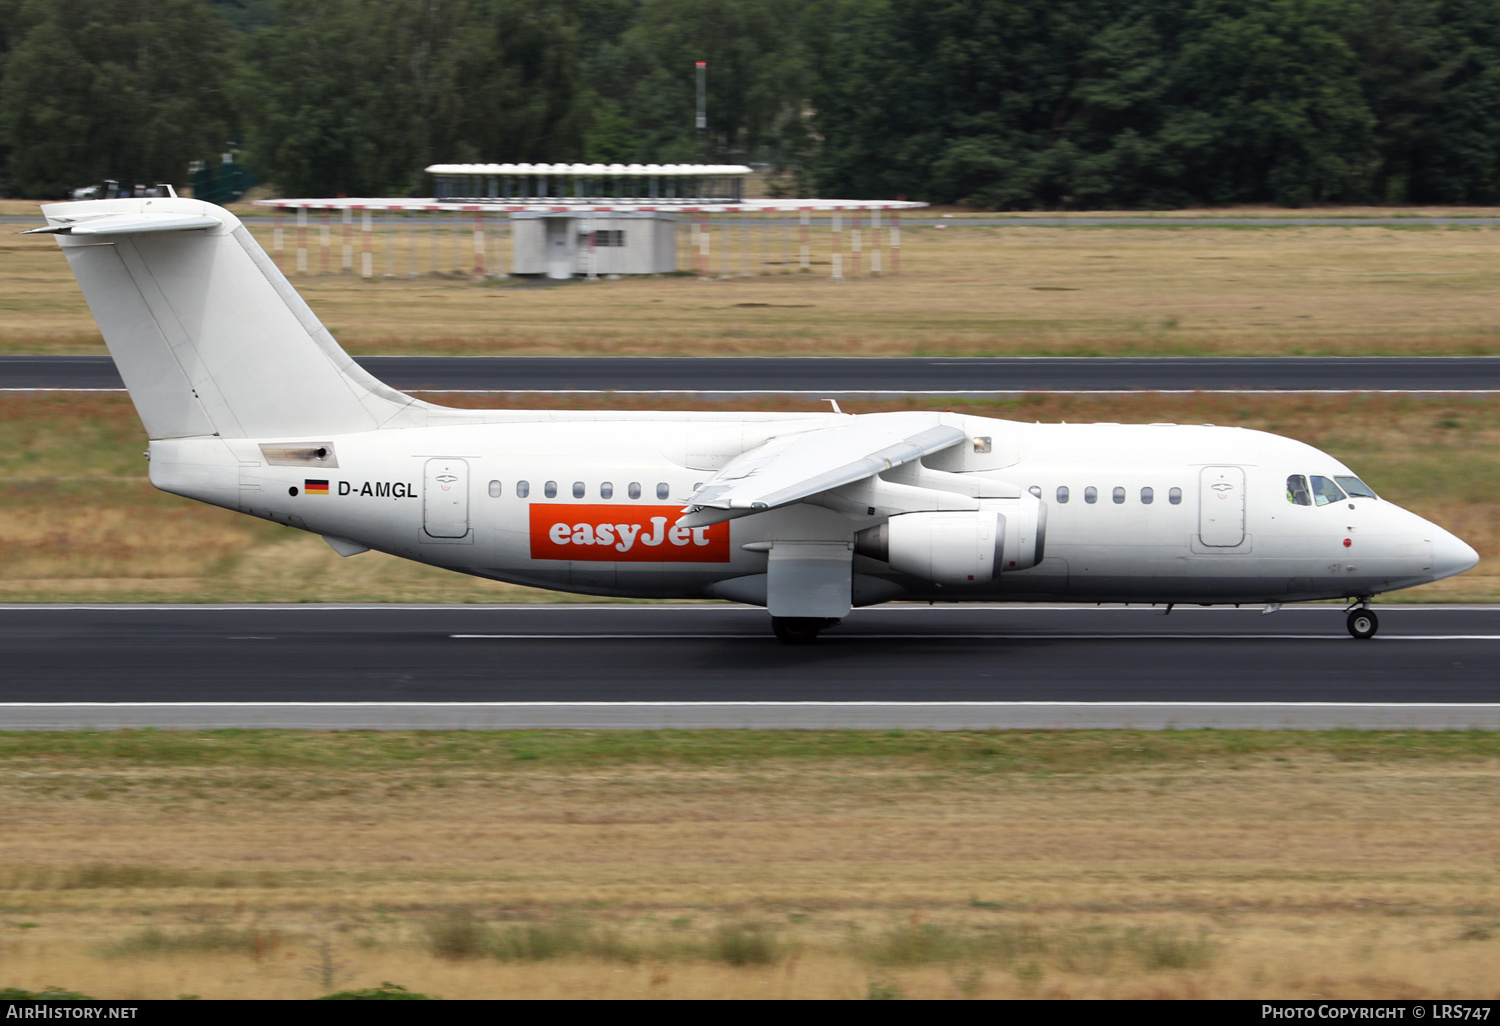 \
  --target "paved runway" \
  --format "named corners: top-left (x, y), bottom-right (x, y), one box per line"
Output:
top-left (6, 355), bottom-right (1500, 394)
top-left (1, 605), bottom-right (1495, 729)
